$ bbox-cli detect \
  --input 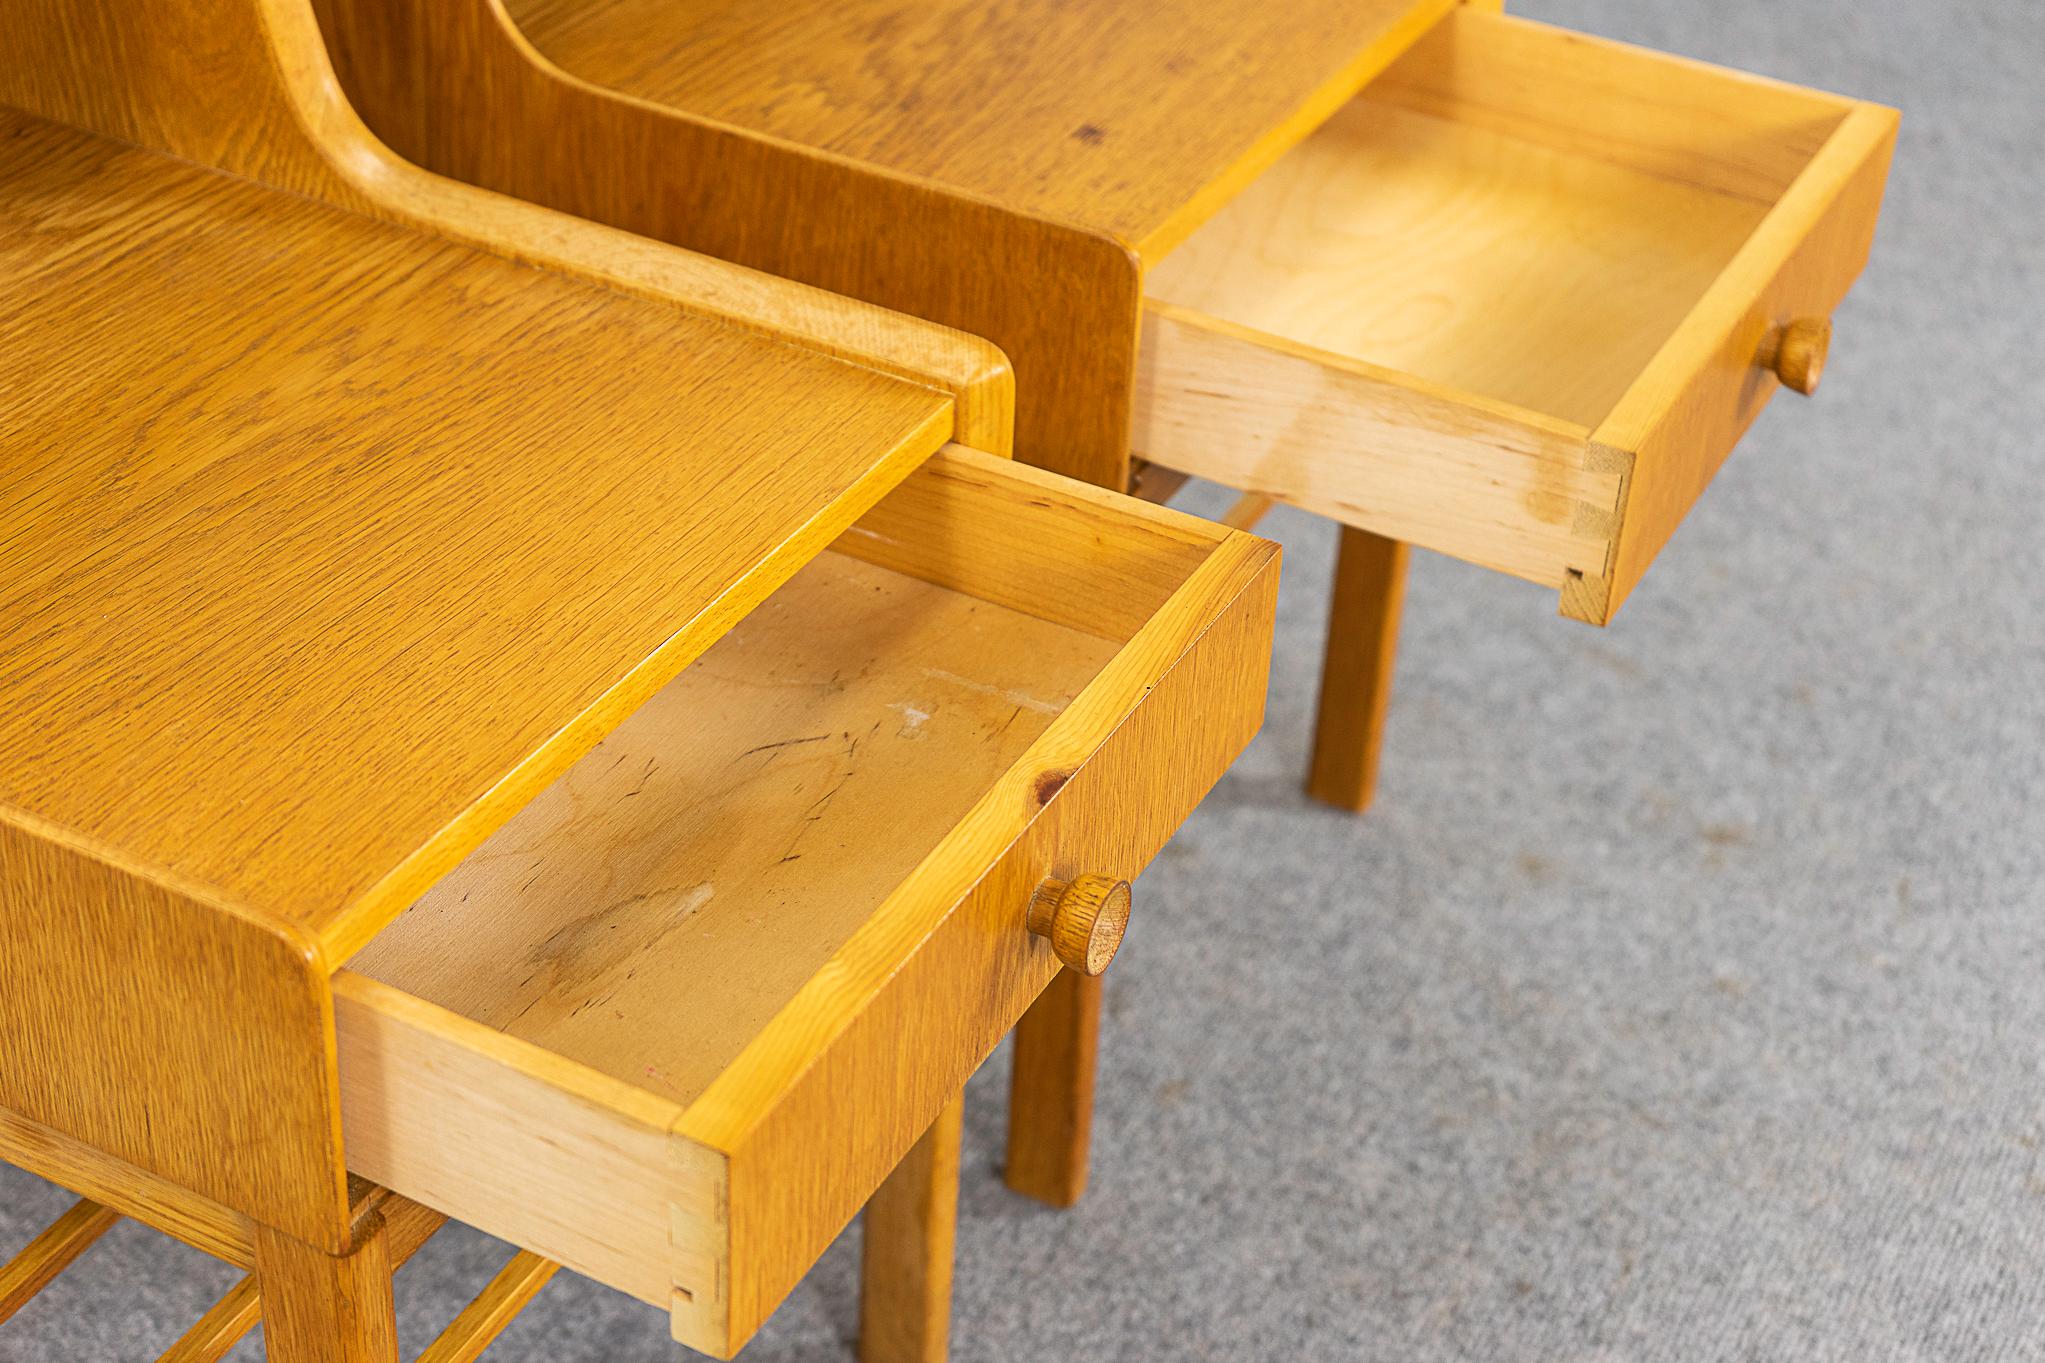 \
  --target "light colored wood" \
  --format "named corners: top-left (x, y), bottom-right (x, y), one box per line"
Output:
top-left (1149, 95), bottom-right (1775, 429)
top-left (0, 0), bottom-right (1014, 454)
top-left (1763, 317), bottom-right (1832, 396)
top-left (158, 1276), bottom-right (263, 1363)
top-left (1004, 971), bottom-right (1103, 1209)
top-left (1145, 9), bottom-right (1896, 623)
top-left (0, 0), bottom-right (1015, 1259)
top-left (253, 1213), bottom-right (399, 1363)
top-left (1027, 876), bottom-right (1133, 977)
top-left (0, 1198), bottom-right (118, 1324)
top-left (1135, 302), bottom-right (1617, 591)
top-left (504, 0), bottom-right (1458, 257)
top-left (334, 973), bottom-right (691, 1313)
top-left (1221, 494), bottom-right (1276, 532)
top-left (1306, 529), bottom-right (1411, 812)
top-left (318, 0), bottom-right (1460, 491)
top-left (329, 449), bottom-right (1279, 1356)
top-left (153, 1192), bottom-right (444, 1363)
top-left (858, 1097), bottom-right (964, 1363)
top-left (0, 106), bottom-right (954, 962)
top-left (1577, 100), bottom-right (1897, 623)
top-left (0, 816), bottom-right (350, 1250)
top-left (349, 548), bottom-right (1118, 1110)
top-left (0, 1103), bottom-right (255, 1272)
top-left (415, 1252), bottom-right (560, 1363)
